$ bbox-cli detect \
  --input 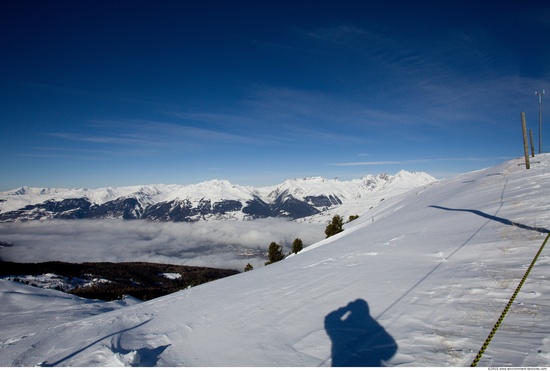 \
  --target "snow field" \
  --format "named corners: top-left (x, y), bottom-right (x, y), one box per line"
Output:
top-left (1, 155), bottom-right (550, 366)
